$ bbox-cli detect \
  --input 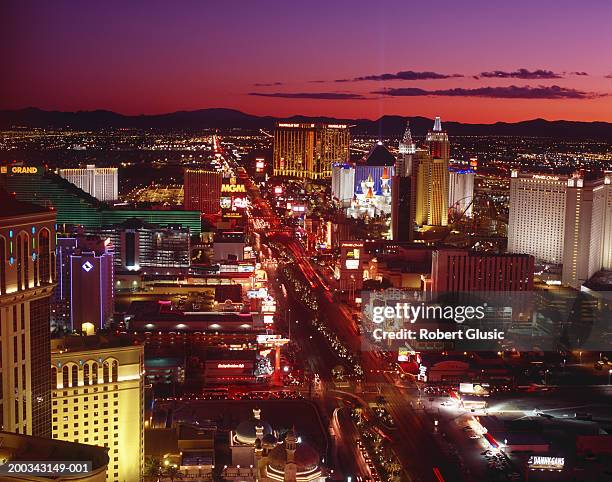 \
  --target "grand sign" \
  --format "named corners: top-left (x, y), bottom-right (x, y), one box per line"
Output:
top-left (1, 166), bottom-right (39, 175)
